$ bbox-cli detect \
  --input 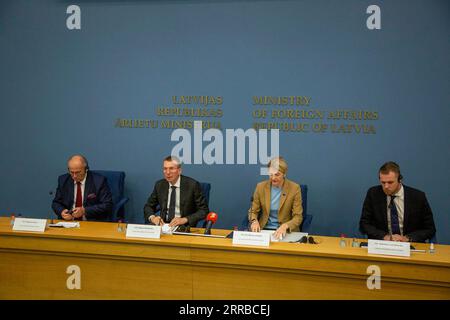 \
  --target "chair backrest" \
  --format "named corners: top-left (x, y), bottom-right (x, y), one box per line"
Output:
top-left (241, 184), bottom-right (311, 232)
top-left (200, 182), bottom-right (211, 206)
top-left (195, 182), bottom-right (211, 227)
top-left (299, 184), bottom-right (312, 232)
top-left (428, 234), bottom-right (438, 244)
top-left (91, 170), bottom-right (127, 221)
